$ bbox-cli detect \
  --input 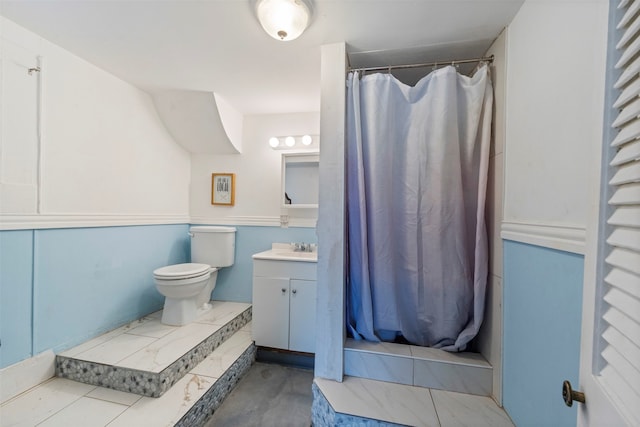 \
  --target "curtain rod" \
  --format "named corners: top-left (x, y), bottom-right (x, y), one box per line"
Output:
top-left (349, 54), bottom-right (494, 73)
